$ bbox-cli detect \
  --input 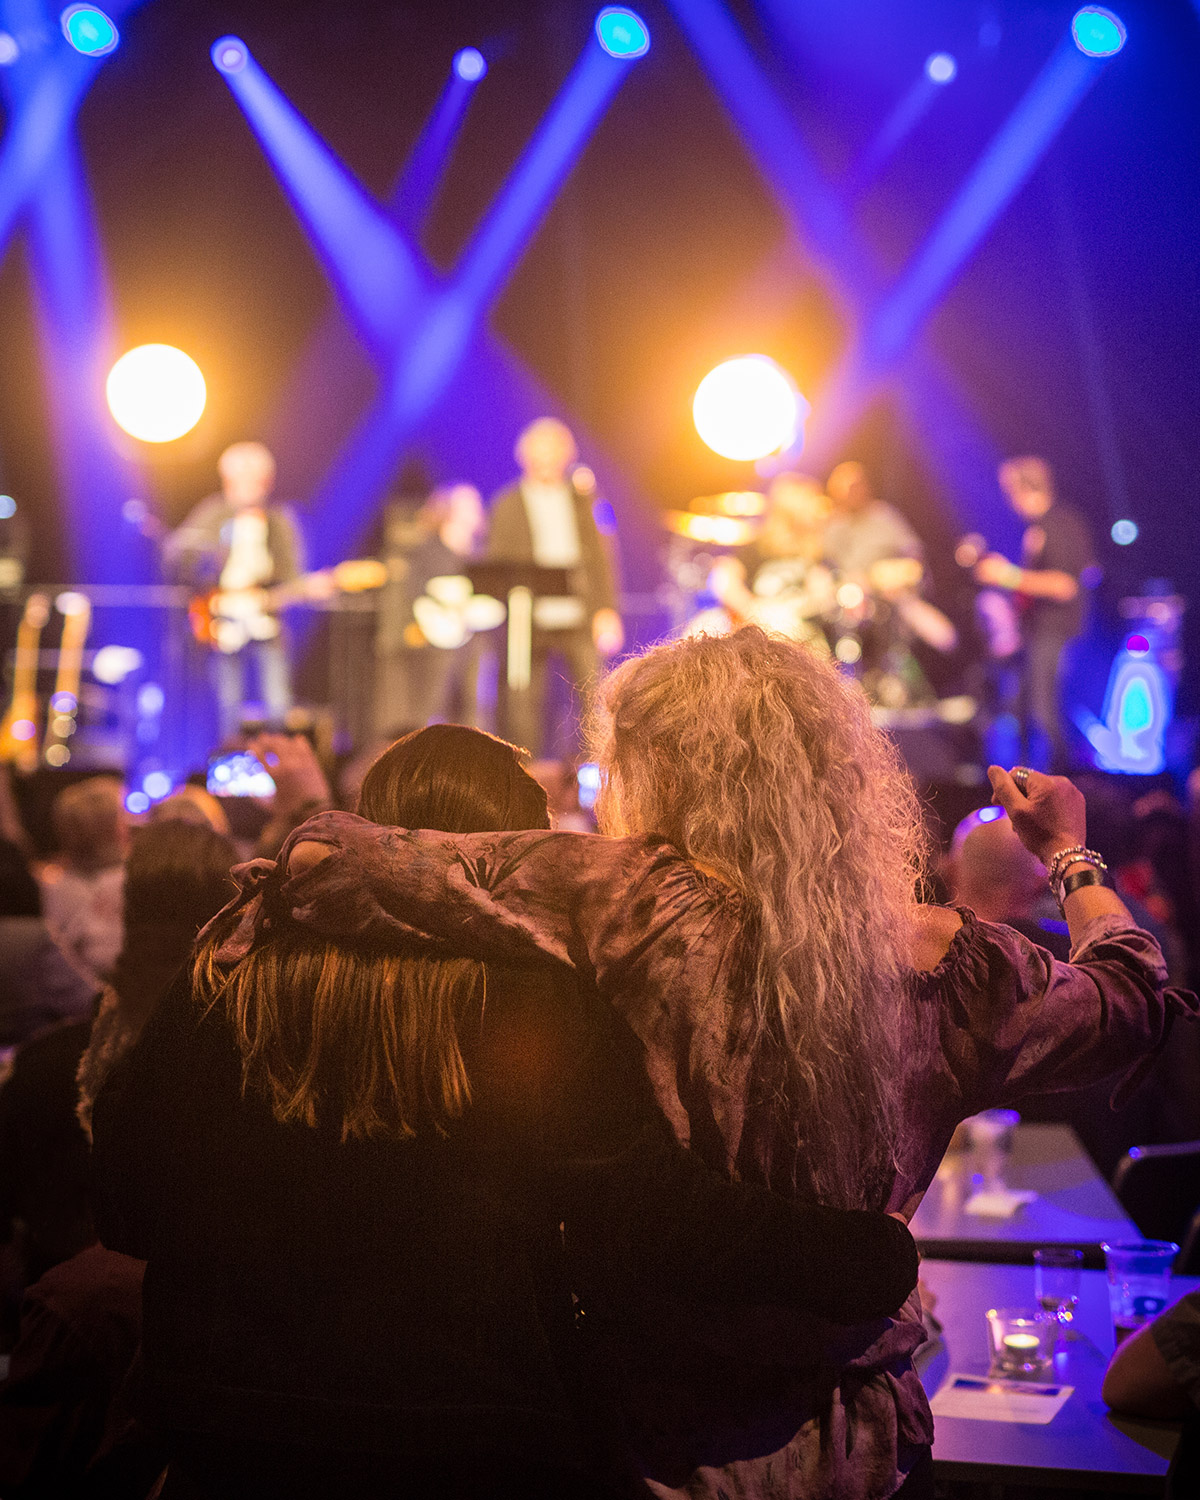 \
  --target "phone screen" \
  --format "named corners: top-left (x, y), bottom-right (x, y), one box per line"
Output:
top-left (576, 762), bottom-right (601, 810)
top-left (207, 750), bottom-right (276, 798)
